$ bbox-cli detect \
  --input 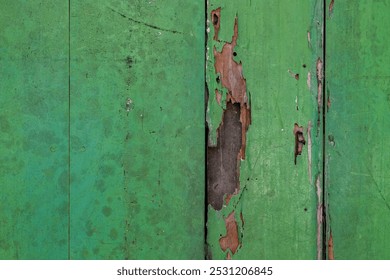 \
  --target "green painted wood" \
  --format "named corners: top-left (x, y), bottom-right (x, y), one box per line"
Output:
top-left (325, 0), bottom-right (390, 259)
top-left (206, 0), bottom-right (323, 259)
top-left (0, 1), bottom-right (69, 259)
top-left (70, 0), bottom-right (205, 259)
